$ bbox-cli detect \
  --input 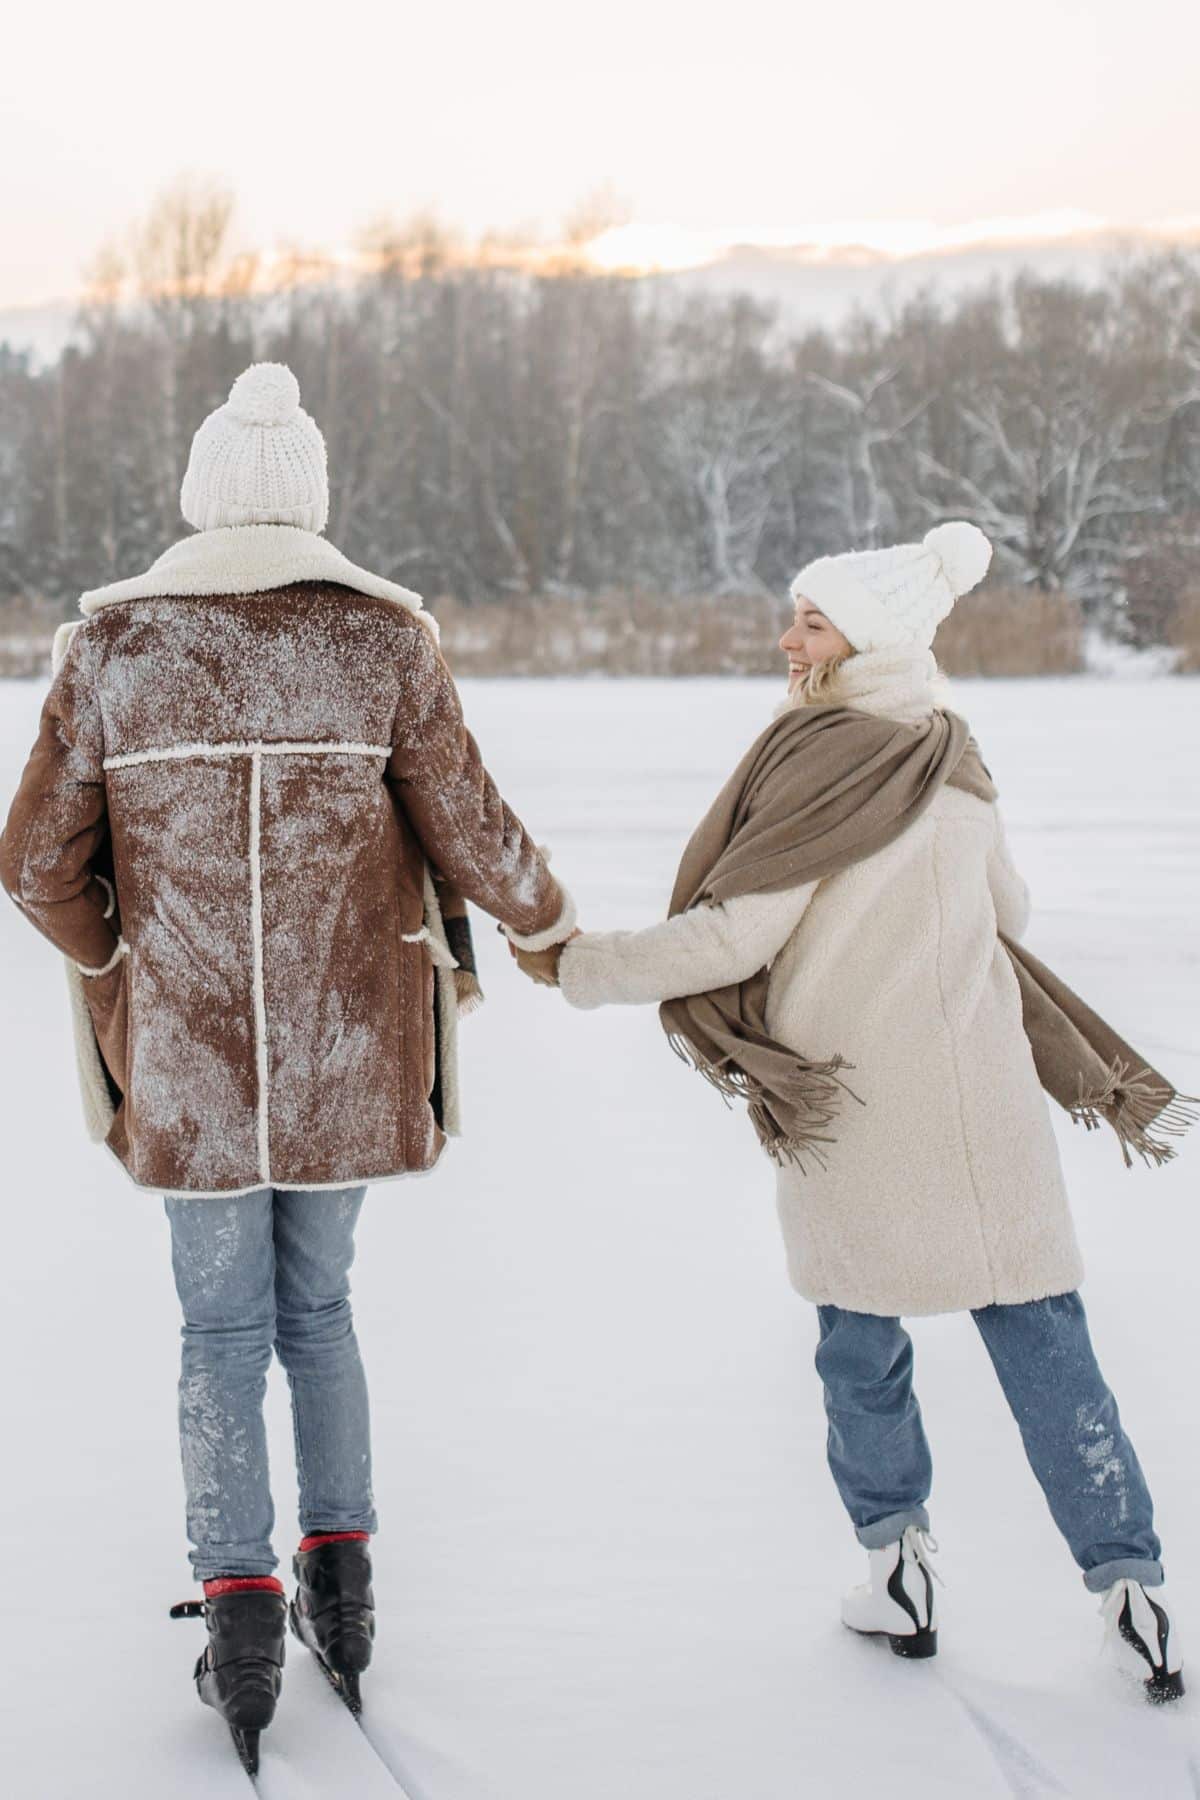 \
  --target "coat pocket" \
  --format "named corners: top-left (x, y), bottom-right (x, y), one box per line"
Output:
top-left (81, 956), bottom-right (131, 1097)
